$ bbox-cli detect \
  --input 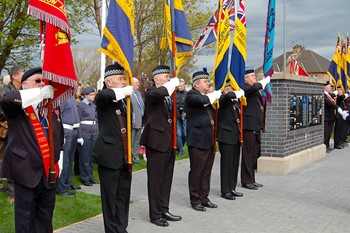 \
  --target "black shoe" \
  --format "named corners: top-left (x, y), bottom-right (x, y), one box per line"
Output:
top-left (326, 148), bottom-right (332, 153)
top-left (89, 179), bottom-right (100, 184)
top-left (334, 145), bottom-right (344, 149)
top-left (202, 201), bottom-right (217, 208)
top-left (162, 211), bottom-right (182, 221)
top-left (83, 181), bottom-right (93, 186)
top-left (59, 191), bottom-right (76, 197)
top-left (191, 204), bottom-right (206, 211)
top-left (150, 218), bottom-right (169, 227)
top-left (253, 182), bottom-right (263, 187)
top-left (69, 185), bottom-right (81, 190)
top-left (242, 183), bottom-right (258, 190)
top-left (221, 193), bottom-right (235, 200)
top-left (231, 190), bottom-right (243, 197)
